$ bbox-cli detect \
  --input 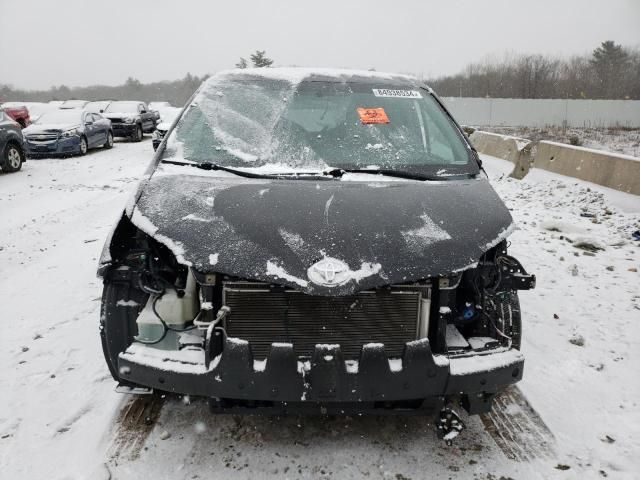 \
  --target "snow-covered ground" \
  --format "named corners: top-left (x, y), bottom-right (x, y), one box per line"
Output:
top-left (482, 155), bottom-right (640, 479)
top-left (0, 140), bottom-right (638, 479)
